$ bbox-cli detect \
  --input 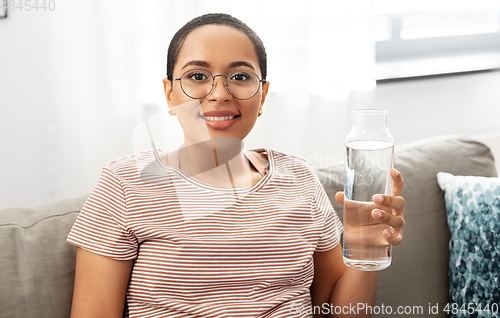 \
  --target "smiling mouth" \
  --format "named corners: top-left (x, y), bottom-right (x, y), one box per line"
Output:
top-left (200, 115), bottom-right (240, 121)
